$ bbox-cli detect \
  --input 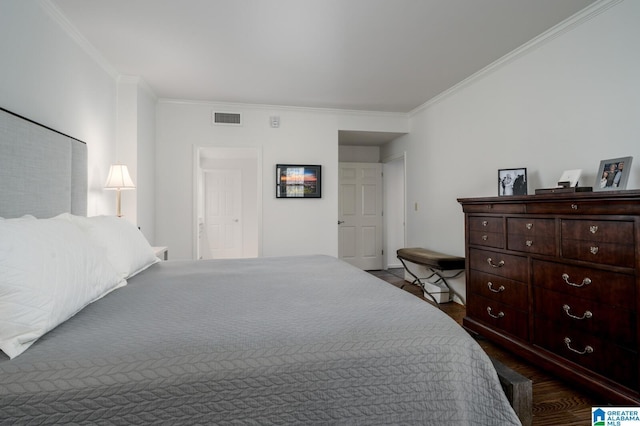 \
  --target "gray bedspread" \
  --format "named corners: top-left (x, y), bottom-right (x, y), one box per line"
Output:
top-left (0, 255), bottom-right (520, 425)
